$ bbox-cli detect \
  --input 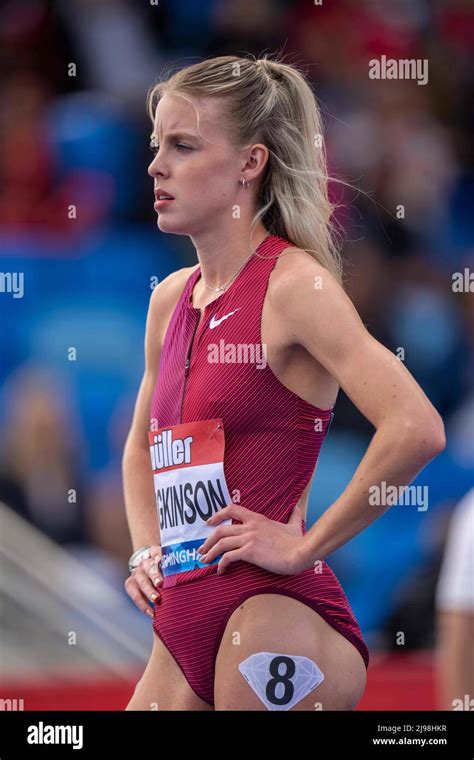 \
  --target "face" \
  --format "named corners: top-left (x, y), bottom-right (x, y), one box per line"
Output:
top-left (147, 93), bottom-right (263, 236)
